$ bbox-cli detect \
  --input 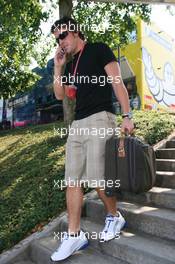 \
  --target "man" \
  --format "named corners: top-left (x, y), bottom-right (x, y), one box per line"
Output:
top-left (50, 17), bottom-right (134, 262)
